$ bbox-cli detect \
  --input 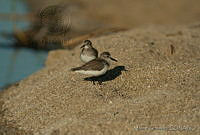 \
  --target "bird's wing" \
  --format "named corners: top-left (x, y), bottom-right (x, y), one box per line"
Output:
top-left (92, 48), bottom-right (98, 57)
top-left (74, 59), bottom-right (105, 71)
